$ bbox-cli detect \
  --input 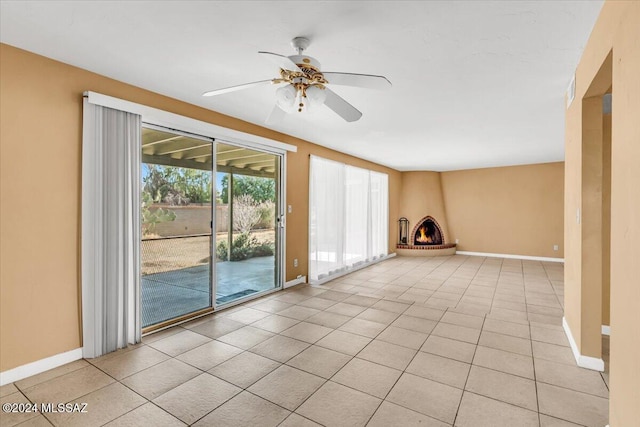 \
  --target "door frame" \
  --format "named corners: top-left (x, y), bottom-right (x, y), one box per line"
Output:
top-left (140, 124), bottom-right (287, 327)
